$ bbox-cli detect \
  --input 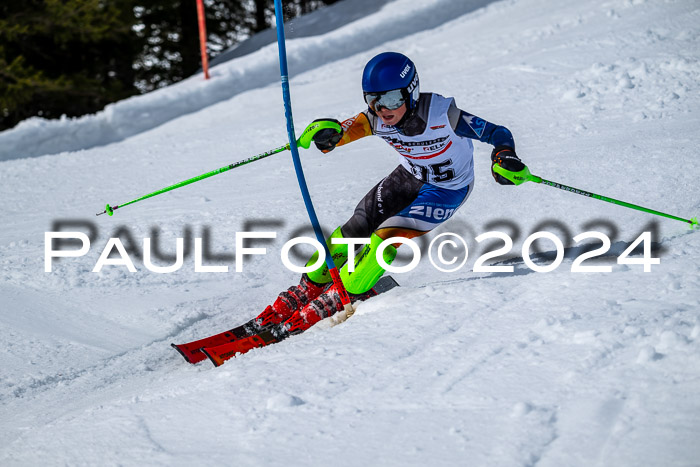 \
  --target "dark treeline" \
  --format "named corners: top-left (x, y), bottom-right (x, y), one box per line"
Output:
top-left (0, 0), bottom-right (337, 131)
